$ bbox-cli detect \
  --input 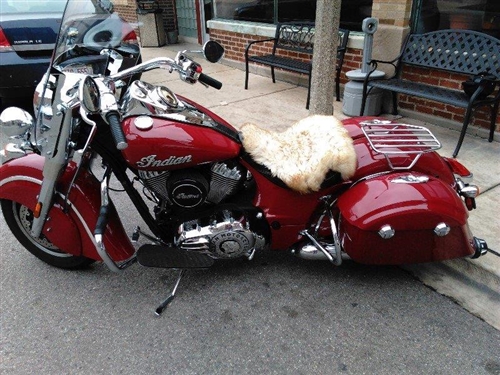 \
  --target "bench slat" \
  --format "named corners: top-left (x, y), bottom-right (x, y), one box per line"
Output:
top-left (369, 79), bottom-right (469, 108)
top-left (247, 55), bottom-right (311, 74)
